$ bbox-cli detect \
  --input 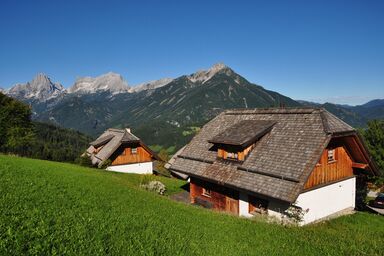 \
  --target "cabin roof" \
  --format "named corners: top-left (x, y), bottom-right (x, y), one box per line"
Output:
top-left (87, 128), bottom-right (156, 165)
top-left (170, 107), bottom-right (376, 203)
